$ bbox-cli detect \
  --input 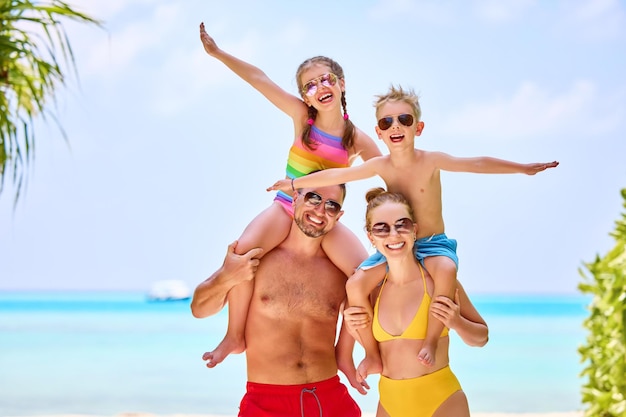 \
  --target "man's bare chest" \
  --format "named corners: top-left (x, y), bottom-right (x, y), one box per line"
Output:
top-left (253, 253), bottom-right (346, 318)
